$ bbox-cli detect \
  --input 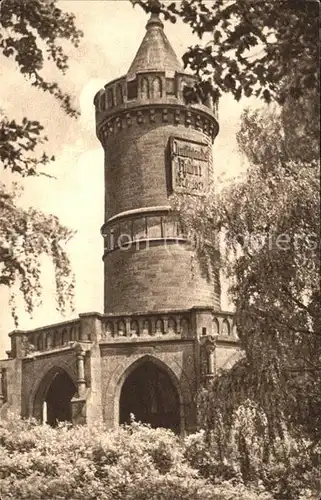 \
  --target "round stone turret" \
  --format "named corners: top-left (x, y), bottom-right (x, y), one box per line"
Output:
top-left (94, 10), bottom-right (220, 314)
